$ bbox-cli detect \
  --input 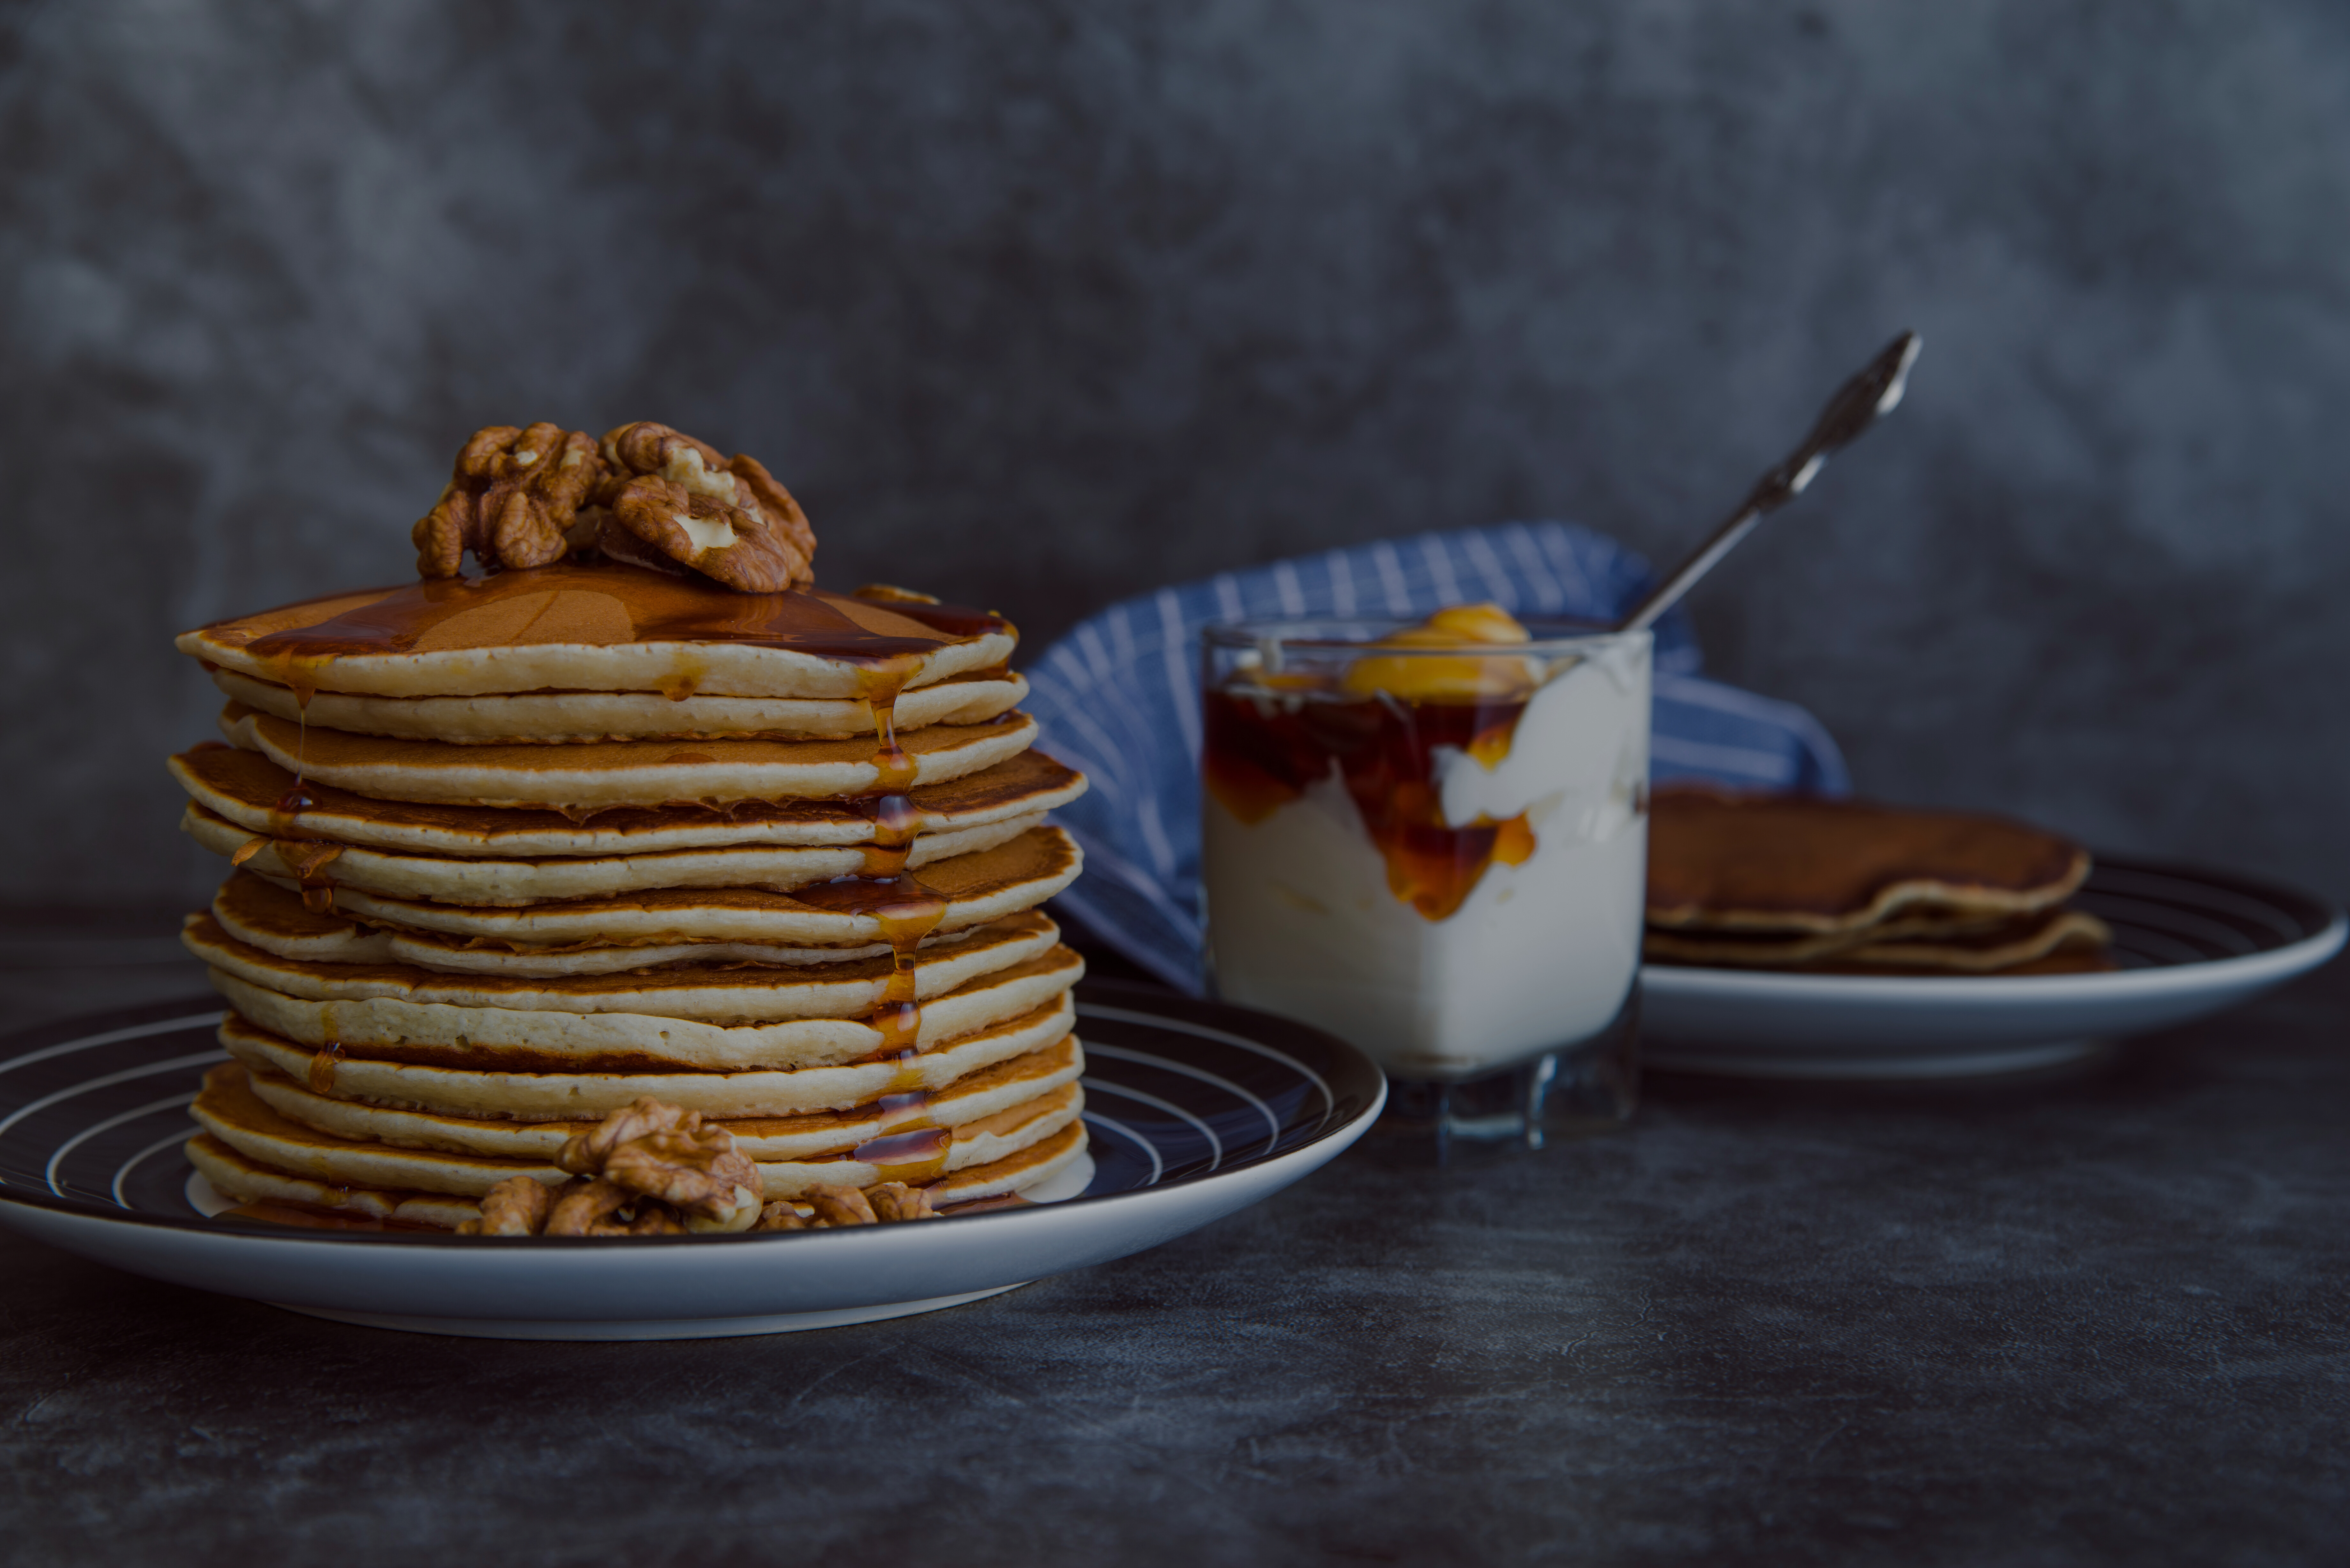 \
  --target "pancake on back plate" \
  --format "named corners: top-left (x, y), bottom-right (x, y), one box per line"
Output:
top-left (1644, 906), bottom-right (2113, 972)
top-left (1644, 784), bottom-right (2109, 976)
